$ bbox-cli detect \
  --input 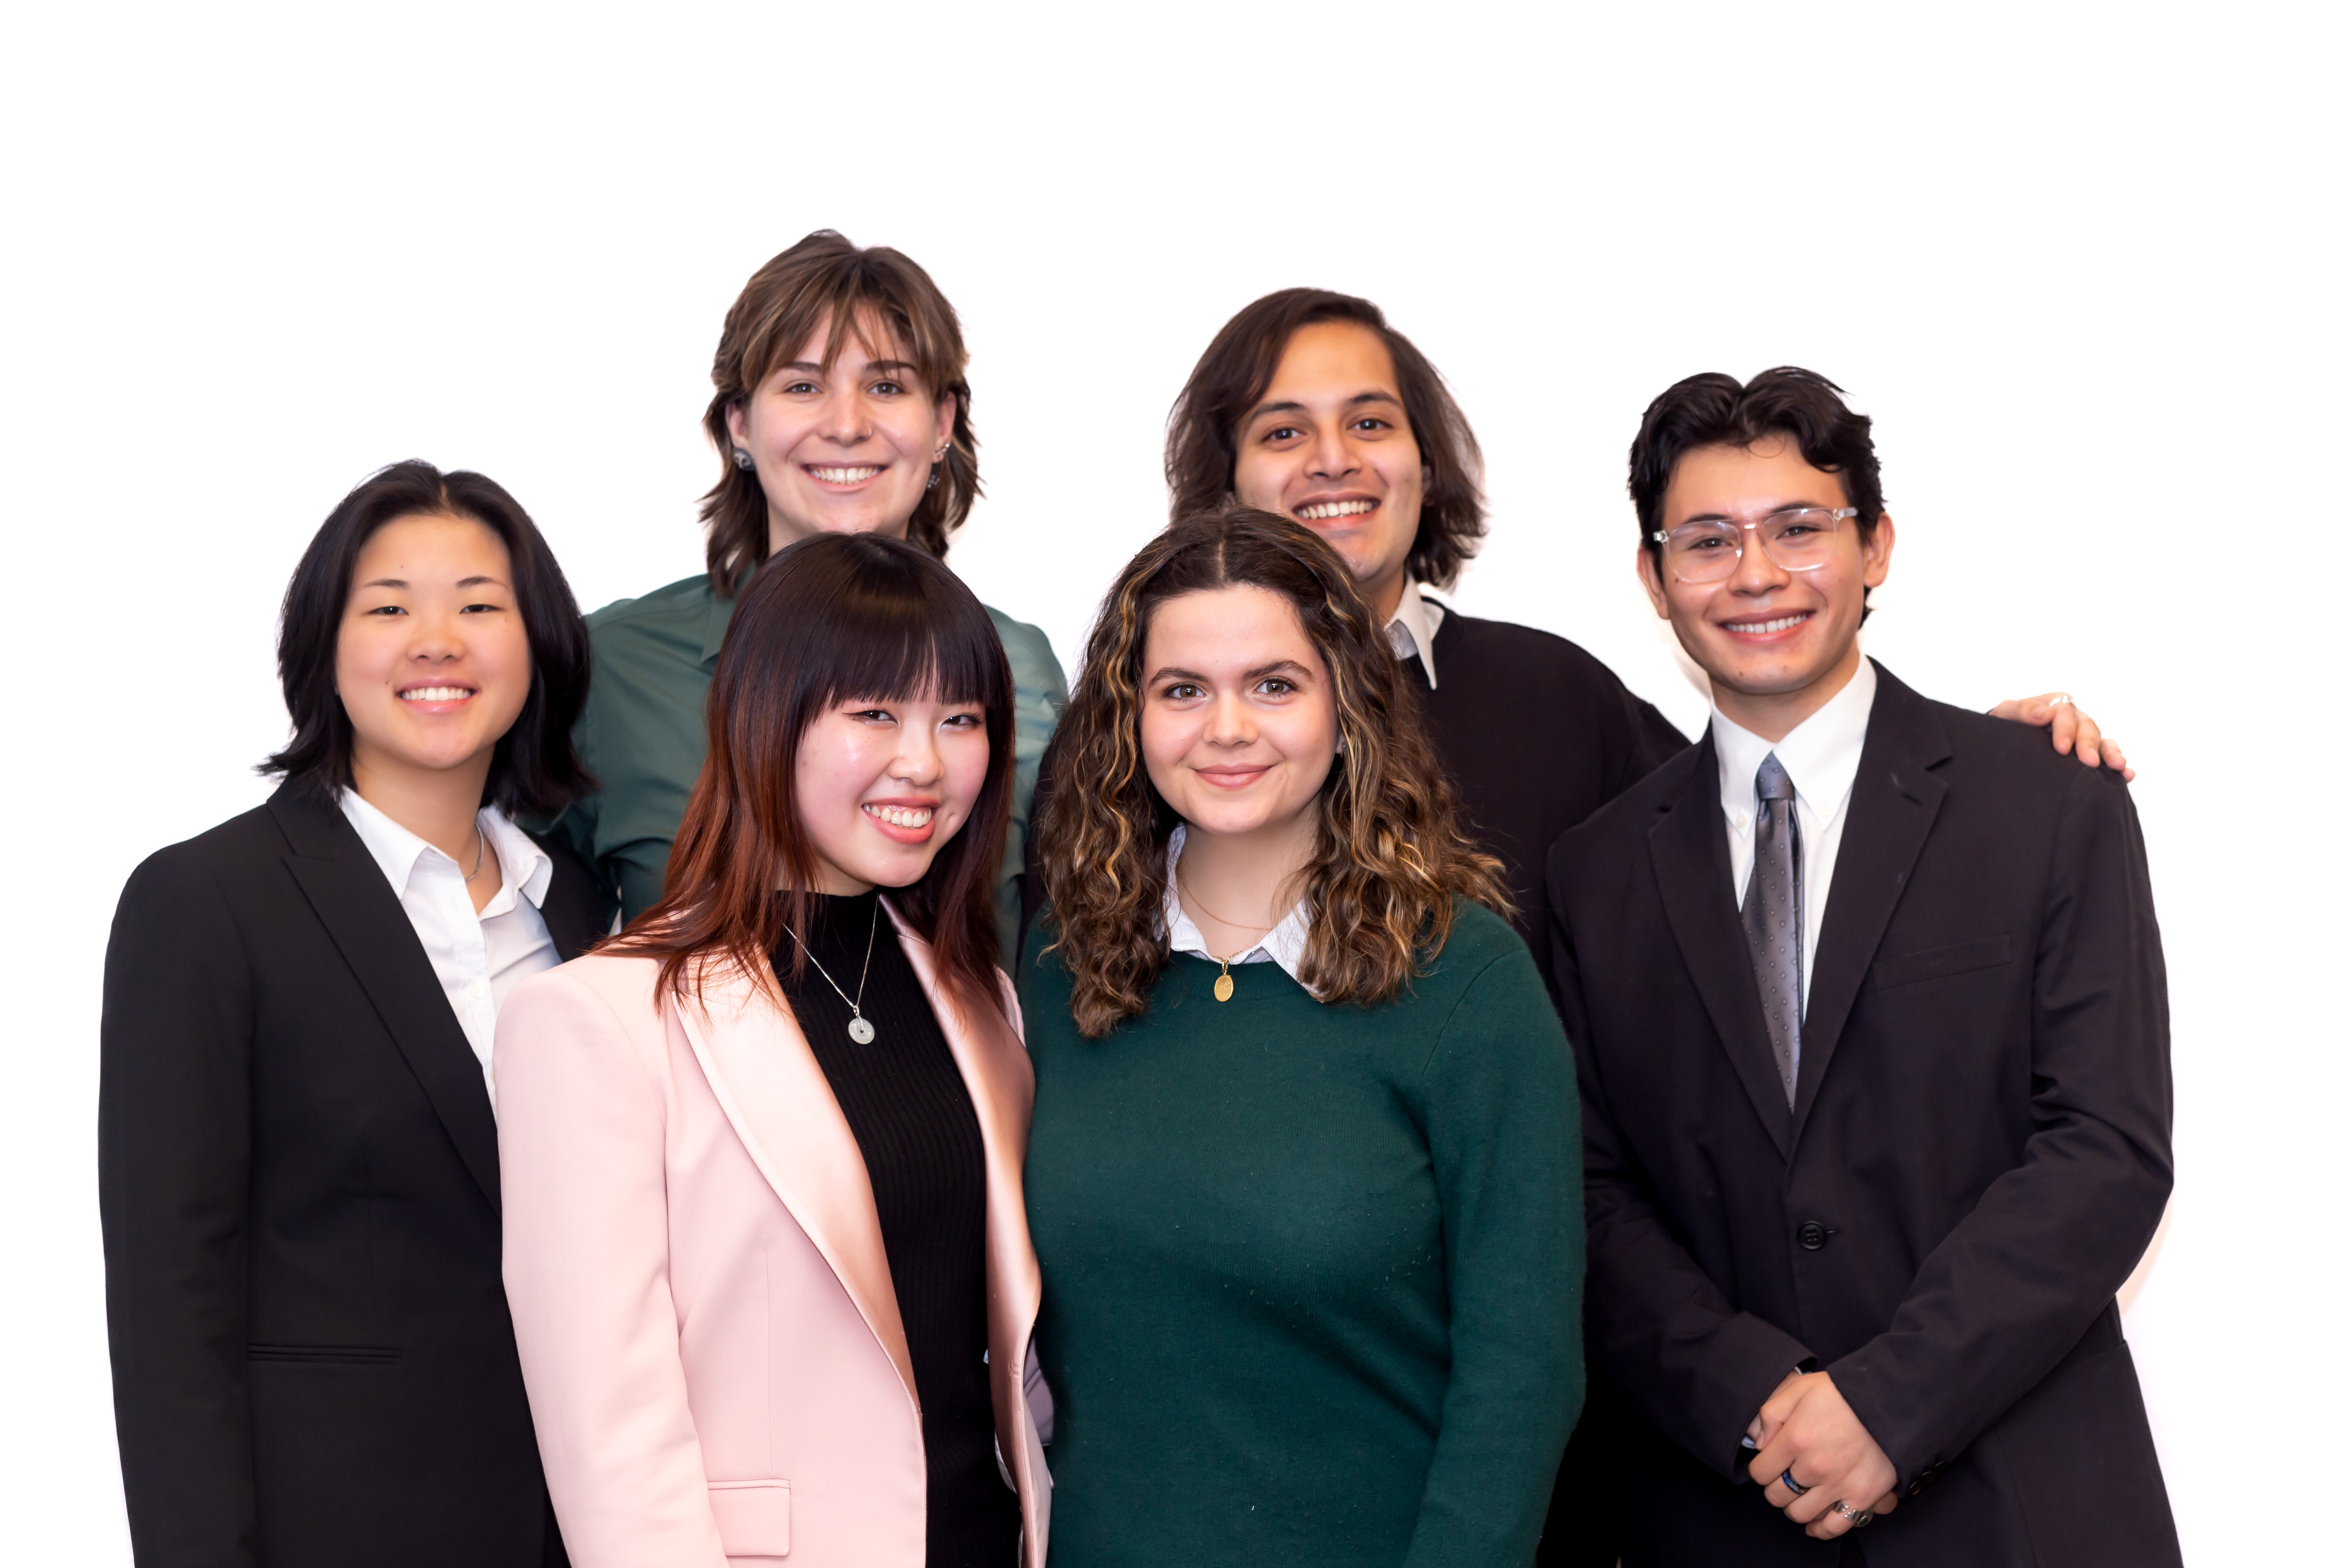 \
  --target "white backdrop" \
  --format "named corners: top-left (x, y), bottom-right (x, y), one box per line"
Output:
top-left (5, 3), bottom-right (2343, 1562)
